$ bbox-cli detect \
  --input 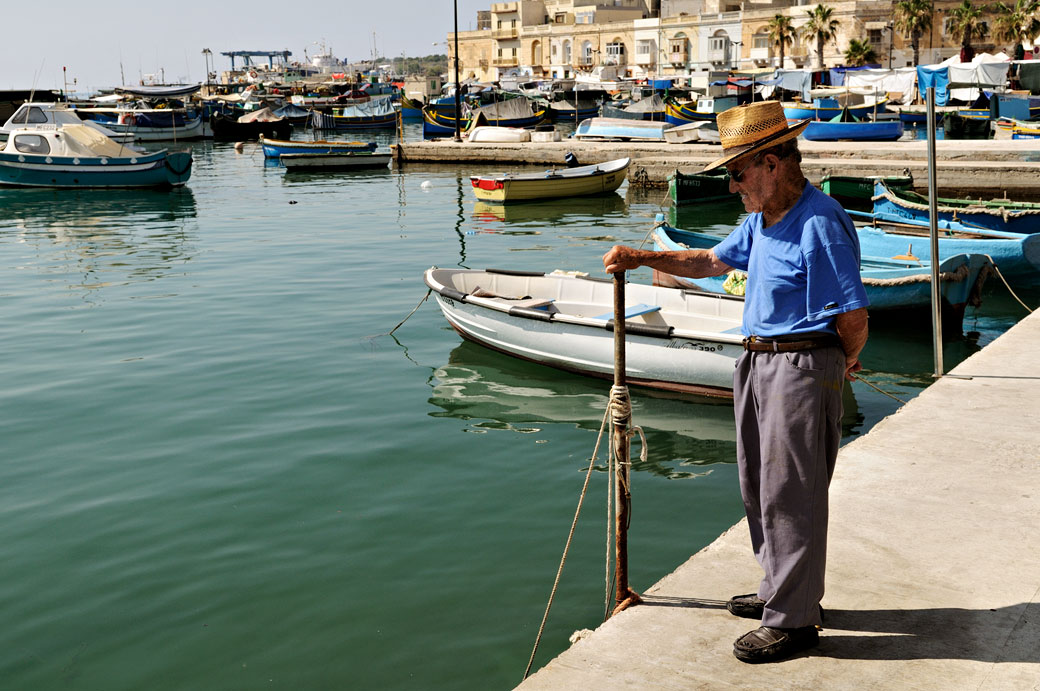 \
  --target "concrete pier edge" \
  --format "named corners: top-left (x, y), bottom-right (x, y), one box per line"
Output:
top-left (393, 139), bottom-right (1040, 196)
top-left (516, 309), bottom-right (1040, 690)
